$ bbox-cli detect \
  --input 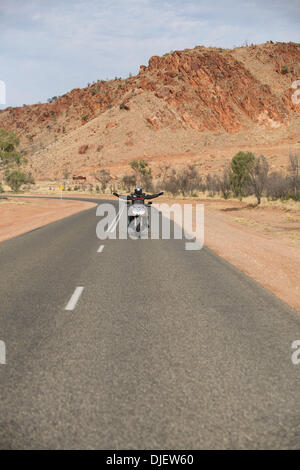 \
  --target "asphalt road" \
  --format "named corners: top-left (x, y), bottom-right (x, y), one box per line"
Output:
top-left (0, 197), bottom-right (300, 449)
